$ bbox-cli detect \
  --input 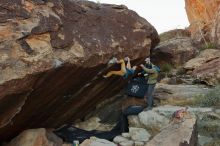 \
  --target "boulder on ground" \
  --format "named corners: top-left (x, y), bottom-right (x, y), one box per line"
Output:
top-left (145, 117), bottom-right (197, 146)
top-left (138, 110), bottom-right (169, 131)
top-left (151, 37), bottom-right (197, 67)
top-left (128, 115), bottom-right (145, 128)
top-left (184, 49), bottom-right (220, 85)
top-left (159, 29), bottom-right (191, 42)
top-left (73, 117), bottom-right (101, 131)
top-left (113, 135), bottom-right (129, 144)
top-left (6, 128), bottom-right (63, 146)
top-left (184, 49), bottom-right (220, 70)
top-left (81, 137), bottom-right (117, 146)
top-left (129, 127), bottom-right (151, 142)
top-left (119, 140), bottom-right (134, 146)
